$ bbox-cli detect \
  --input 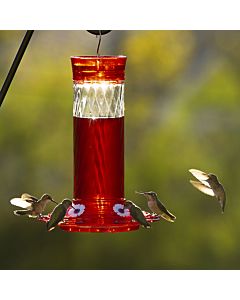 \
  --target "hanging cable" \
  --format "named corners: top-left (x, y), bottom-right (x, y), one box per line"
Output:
top-left (0, 30), bottom-right (34, 107)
